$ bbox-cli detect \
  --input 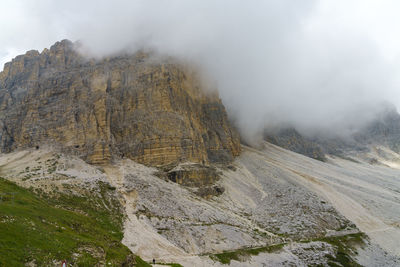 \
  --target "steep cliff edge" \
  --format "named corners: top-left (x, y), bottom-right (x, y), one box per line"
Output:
top-left (0, 40), bottom-right (240, 168)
